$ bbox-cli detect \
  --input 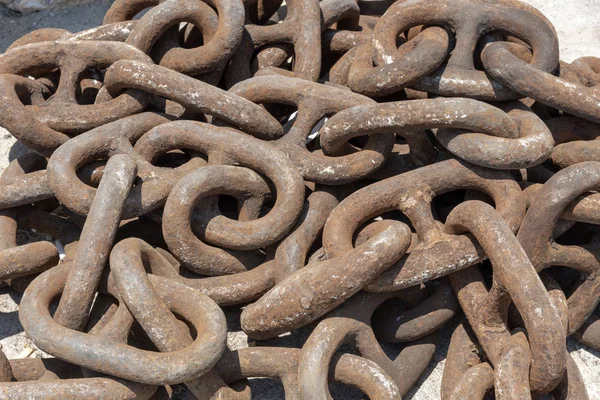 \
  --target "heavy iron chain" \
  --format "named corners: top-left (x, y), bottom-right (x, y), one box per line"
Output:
top-left (0, 0), bottom-right (598, 398)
